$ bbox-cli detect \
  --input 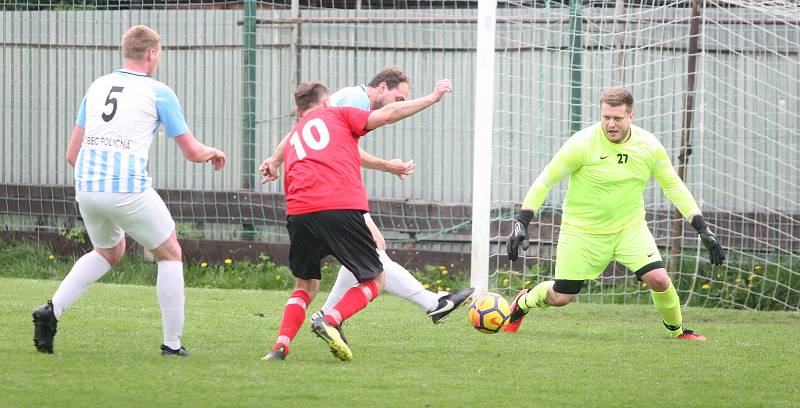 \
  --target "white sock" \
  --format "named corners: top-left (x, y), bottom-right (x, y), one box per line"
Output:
top-left (51, 251), bottom-right (112, 320)
top-left (321, 265), bottom-right (359, 313)
top-left (380, 251), bottom-right (440, 312)
top-left (157, 261), bottom-right (184, 350)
